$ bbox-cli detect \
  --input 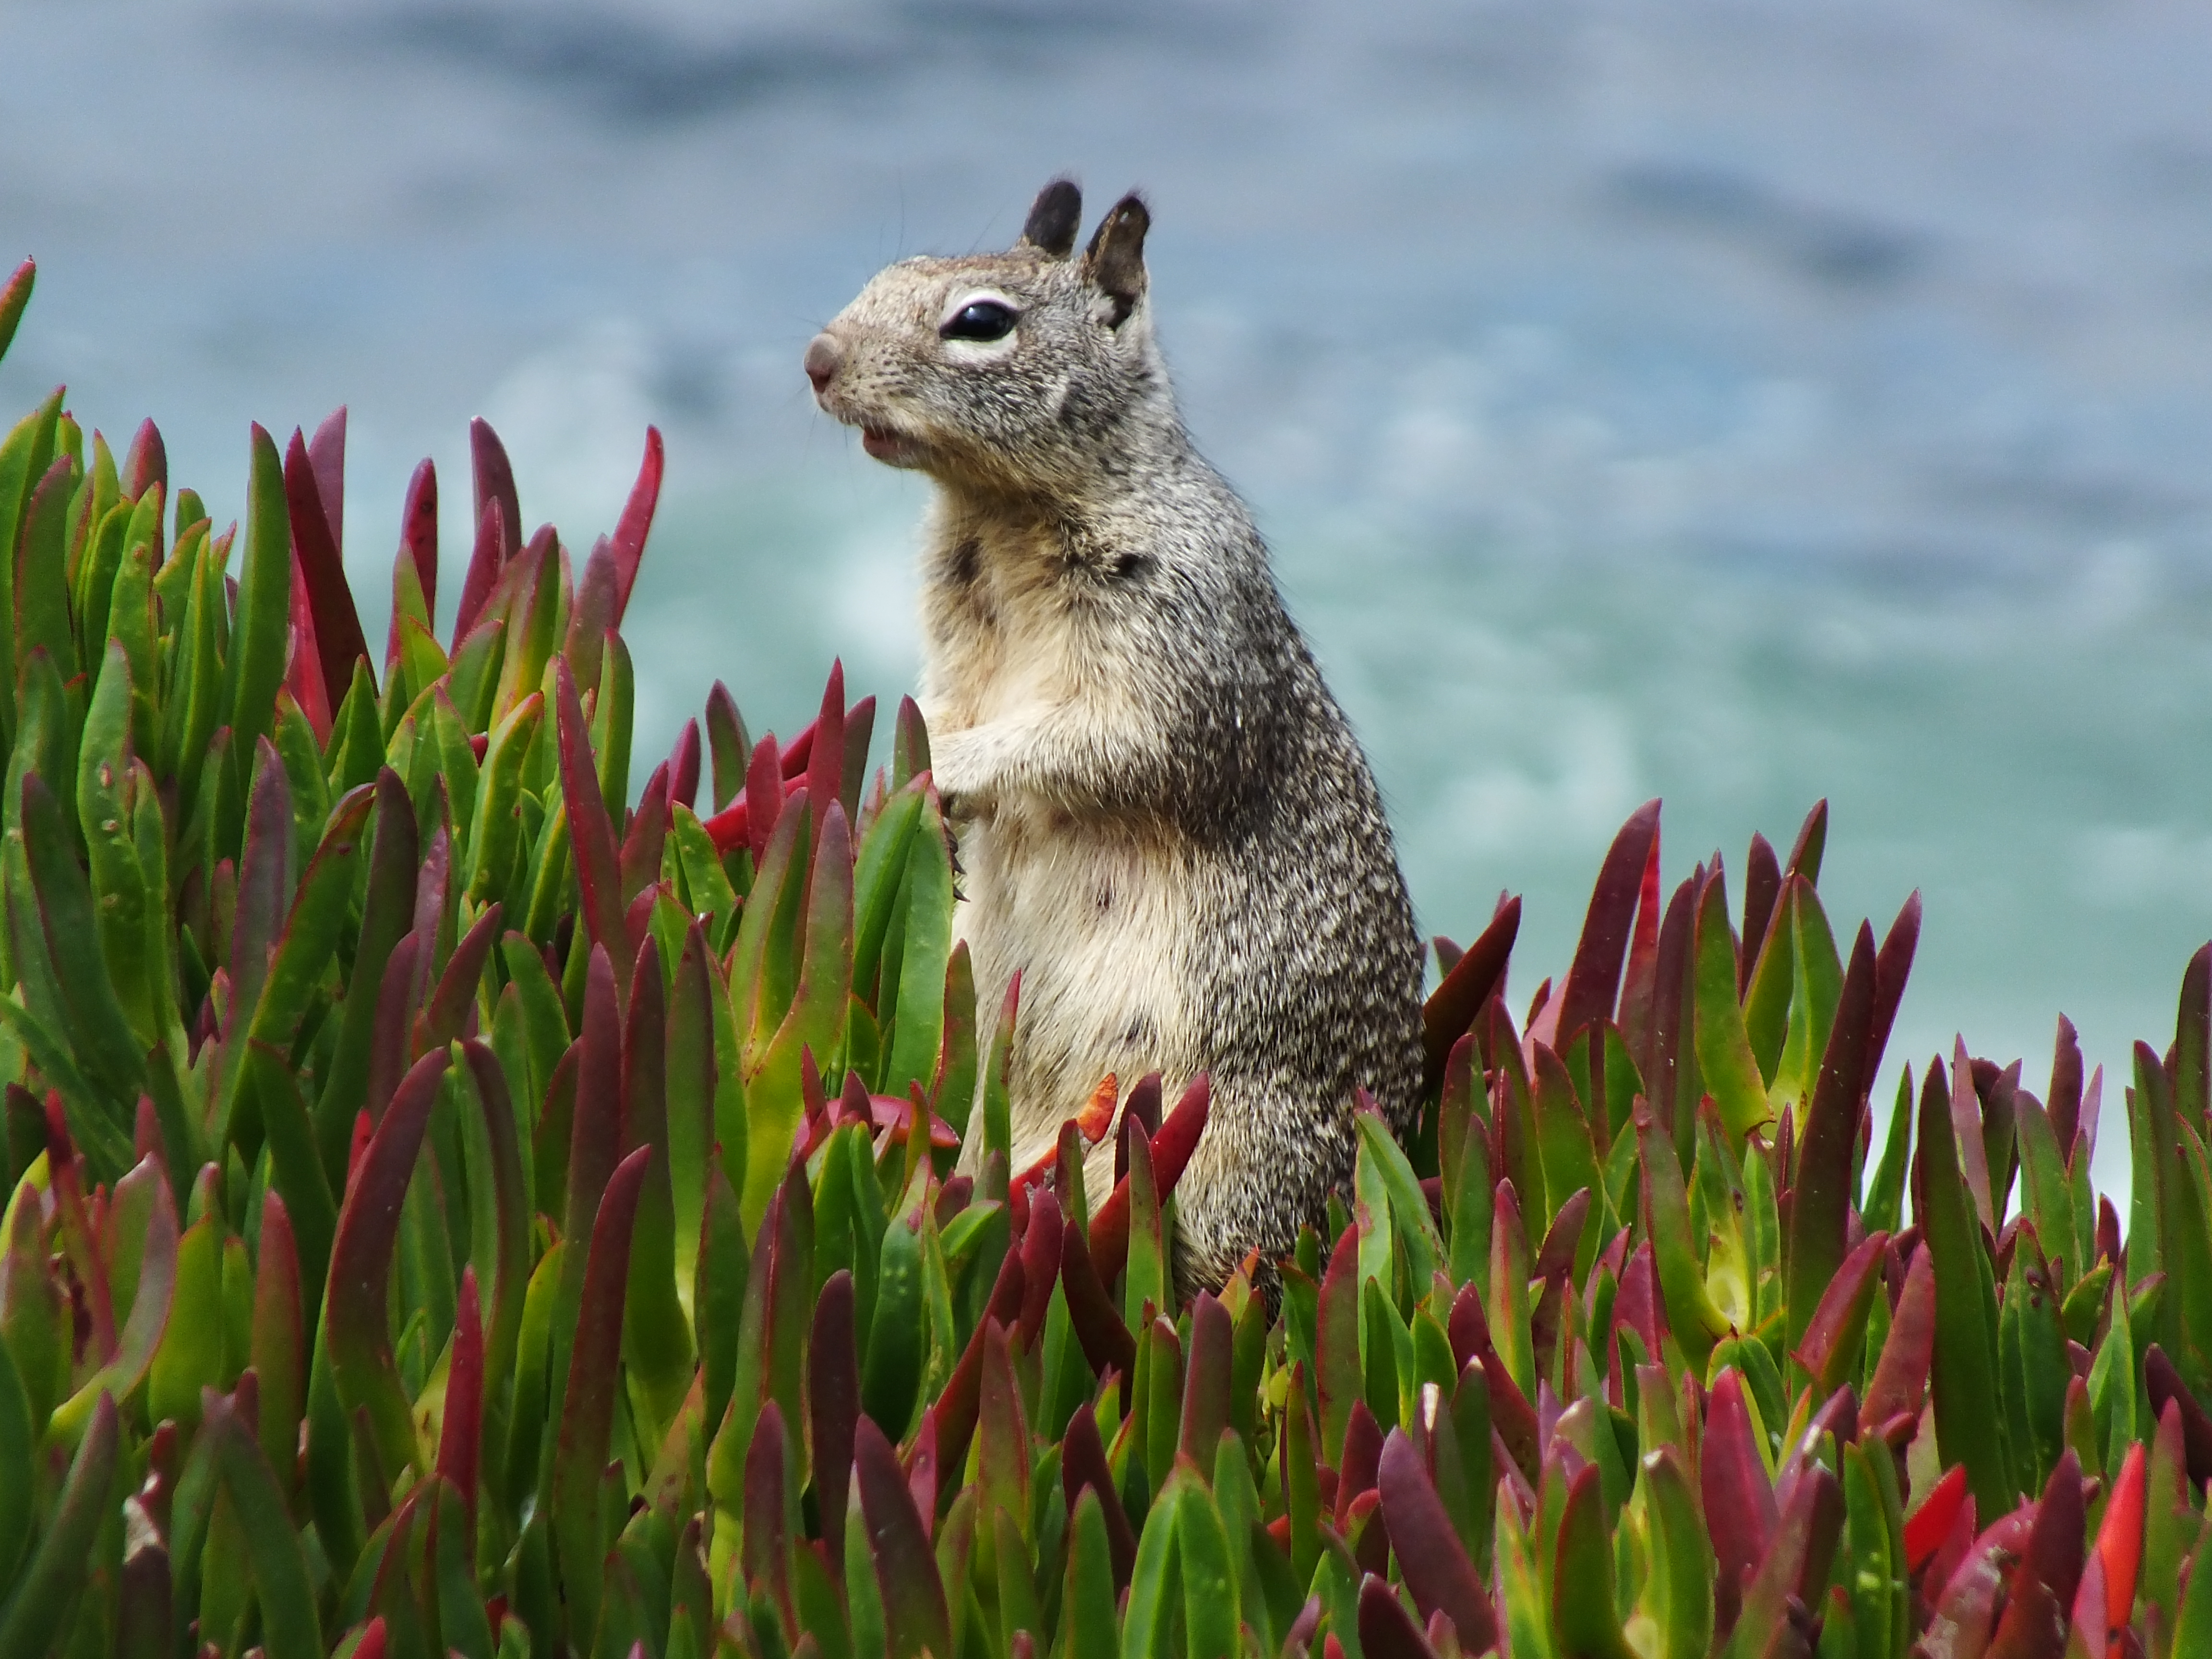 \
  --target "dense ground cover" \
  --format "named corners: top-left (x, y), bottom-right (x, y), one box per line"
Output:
top-left (1, 254), bottom-right (2210, 1659)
